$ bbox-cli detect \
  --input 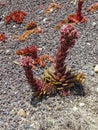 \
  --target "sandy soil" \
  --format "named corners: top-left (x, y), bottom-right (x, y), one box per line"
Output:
top-left (0, 0), bottom-right (98, 130)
